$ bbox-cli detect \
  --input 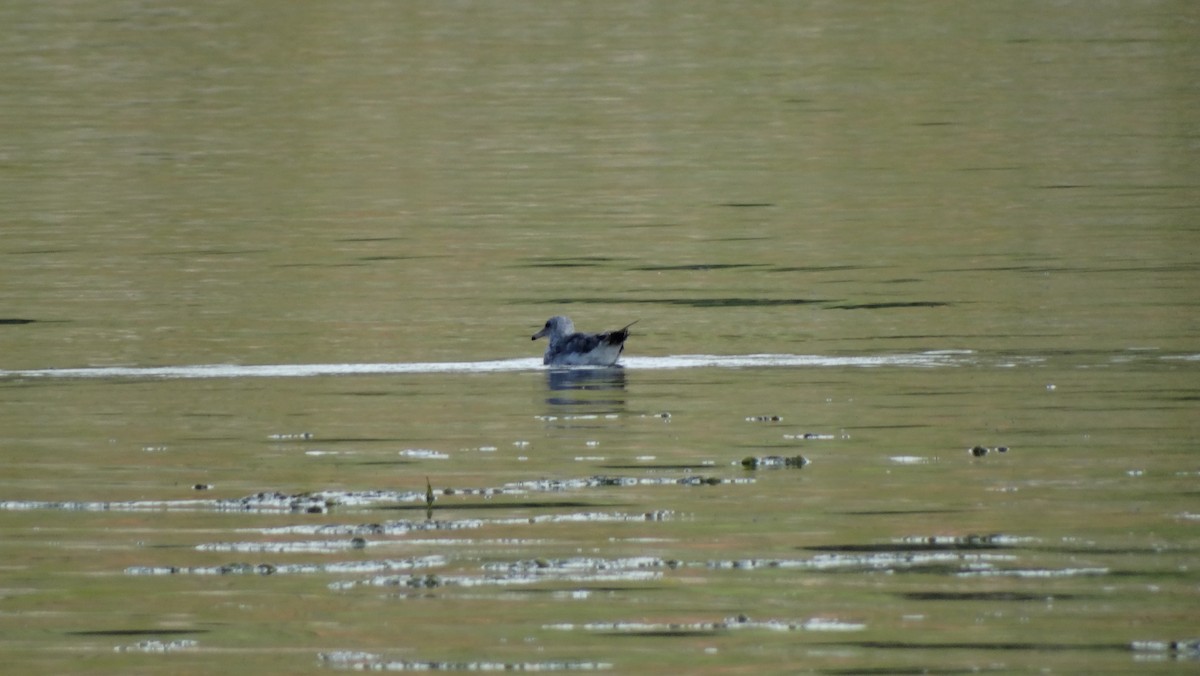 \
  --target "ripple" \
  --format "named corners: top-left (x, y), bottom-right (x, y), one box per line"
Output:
top-left (547, 614), bottom-right (865, 634)
top-left (114, 639), bottom-right (199, 653)
top-left (126, 556), bottom-right (444, 577)
top-left (319, 651), bottom-right (612, 671)
top-left (956, 567), bottom-right (1109, 578)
